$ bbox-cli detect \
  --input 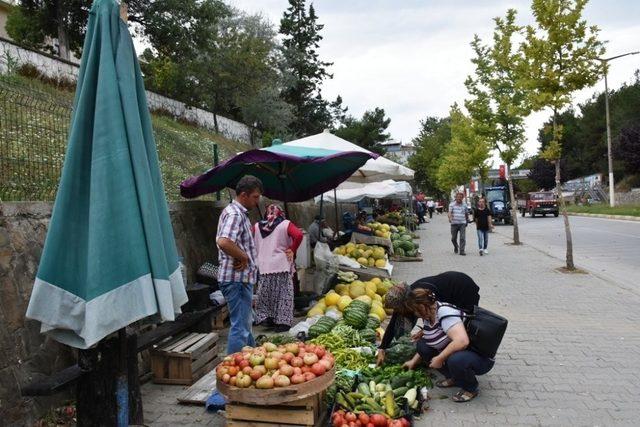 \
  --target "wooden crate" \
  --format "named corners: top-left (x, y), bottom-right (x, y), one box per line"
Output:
top-left (225, 391), bottom-right (327, 427)
top-left (150, 332), bottom-right (219, 385)
top-left (212, 305), bottom-right (229, 330)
